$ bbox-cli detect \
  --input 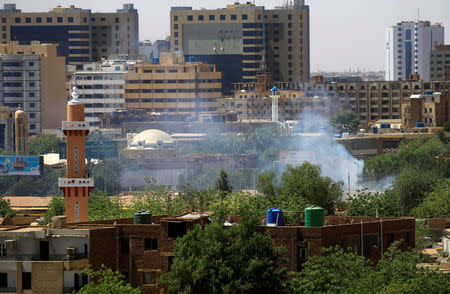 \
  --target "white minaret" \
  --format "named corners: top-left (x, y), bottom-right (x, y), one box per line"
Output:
top-left (270, 86), bottom-right (280, 122)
